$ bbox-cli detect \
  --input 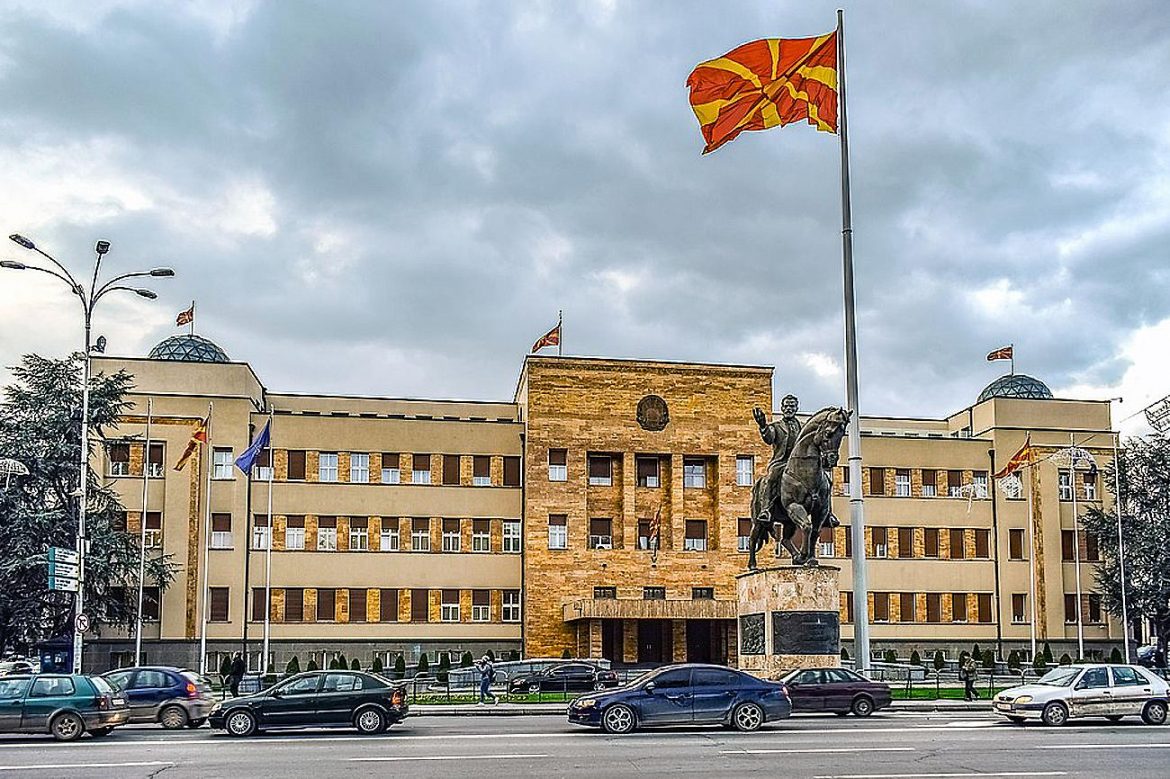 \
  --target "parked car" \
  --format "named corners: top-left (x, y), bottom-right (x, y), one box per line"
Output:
top-left (0, 674), bottom-right (129, 741)
top-left (994, 664), bottom-right (1170, 726)
top-left (778, 667), bottom-right (891, 716)
top-left (0, 658), bottom-right (37, 677)
top-left (509, 662), bottom-right (619, 694)
top-left (208, 670), bottom-right (408, 737)
top-left (102, 666), bottom-right (215, 729)
top-left (568, 663), bottom-right (790, 734)
top-left (1135, 645), bottom-right (1165, 669)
